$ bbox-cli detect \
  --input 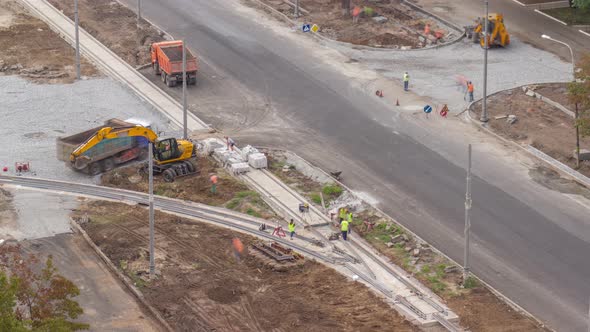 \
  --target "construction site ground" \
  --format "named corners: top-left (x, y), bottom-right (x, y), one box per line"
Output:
top-left (47, 0), bottom-right (165, 67)
top-left (251, 0), bottom-right (455, 49)
top-left (100, 156), bottom-right (277, 219)
top-left (471, 84), bottom-right (590, 179)
top-left (74, 200), bottom-right (417, 332)
top-left (0, 0), bottom-right (97, 83)
top-left (265, 149), bottom-right (547, 332)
